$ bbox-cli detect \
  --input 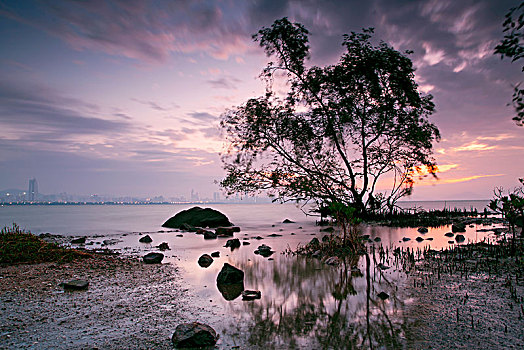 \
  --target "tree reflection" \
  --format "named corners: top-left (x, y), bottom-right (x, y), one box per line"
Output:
top-left (225, 253), bottom-right (405, 349)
